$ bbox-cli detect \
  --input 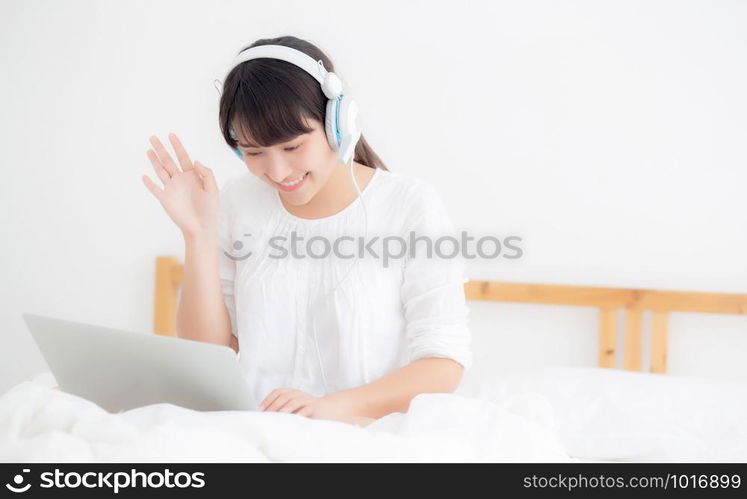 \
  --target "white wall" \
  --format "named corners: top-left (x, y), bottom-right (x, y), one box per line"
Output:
top-left (1, 0), bottom-right (745, 394)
